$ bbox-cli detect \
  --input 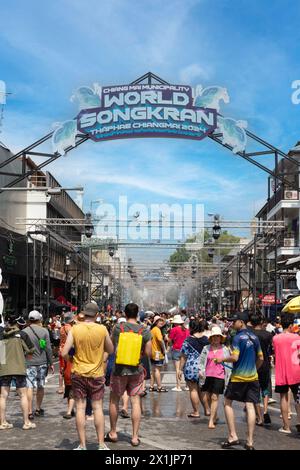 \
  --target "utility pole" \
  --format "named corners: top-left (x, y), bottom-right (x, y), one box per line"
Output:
top-left (88, 246), bottom-right (92, 301)
top-left (218, 246), bottom-right (222, 314)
